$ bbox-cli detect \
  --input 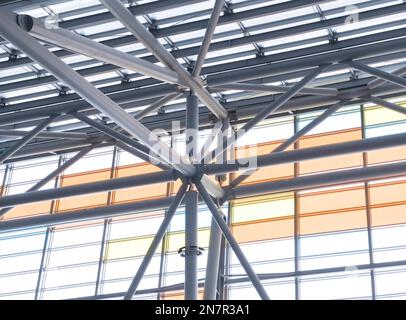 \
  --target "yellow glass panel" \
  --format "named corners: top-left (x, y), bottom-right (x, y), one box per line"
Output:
top-left (364, 105), bottom-right (406, 126)
top-left (105, 236), bottom-right (154, 261)
top-left (299, 128), bottom-right (363, 174)
top-left (233, 193), bottom-right (294, 223)
top-left (166, 228), bottom-right (211, 252)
